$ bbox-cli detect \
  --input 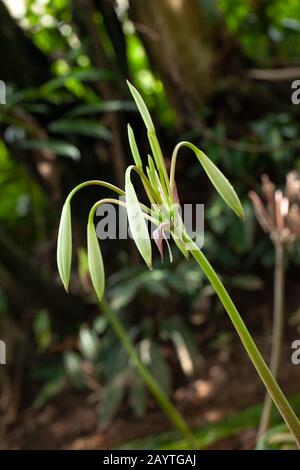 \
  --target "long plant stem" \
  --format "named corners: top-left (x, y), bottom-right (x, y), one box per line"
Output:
top-left (185, 236), bottom-right (300, 447)
top-left (258, 242), bottom-right (285, 440)
top-left (100, 298), bottom-right (198, 449)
